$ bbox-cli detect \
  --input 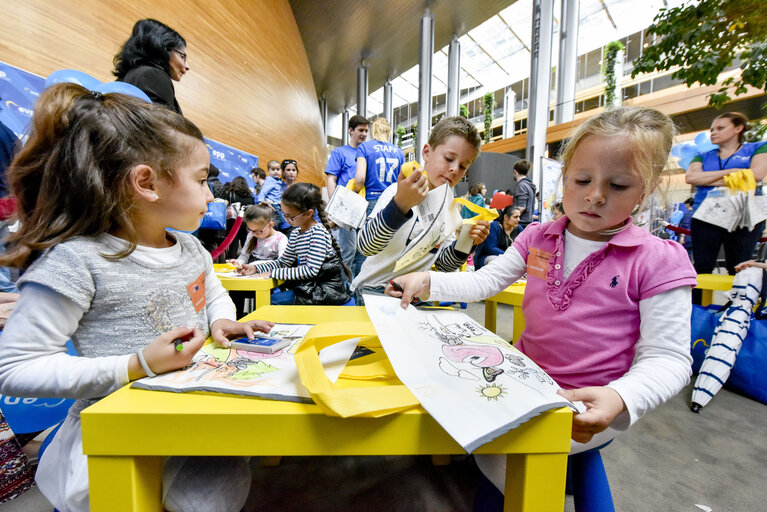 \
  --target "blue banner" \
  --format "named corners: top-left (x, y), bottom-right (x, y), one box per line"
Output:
top-left (0, 61), bottom-right (258, 184)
